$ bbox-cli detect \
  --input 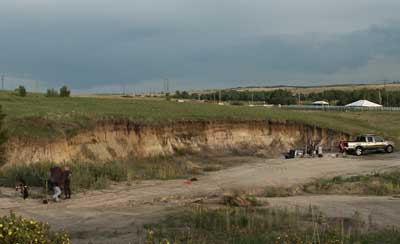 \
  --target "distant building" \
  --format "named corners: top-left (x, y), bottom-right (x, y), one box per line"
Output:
top-left (312, 101), bottom-right (329, 106)
top-left (345, 100), bottom-right (382, 107)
